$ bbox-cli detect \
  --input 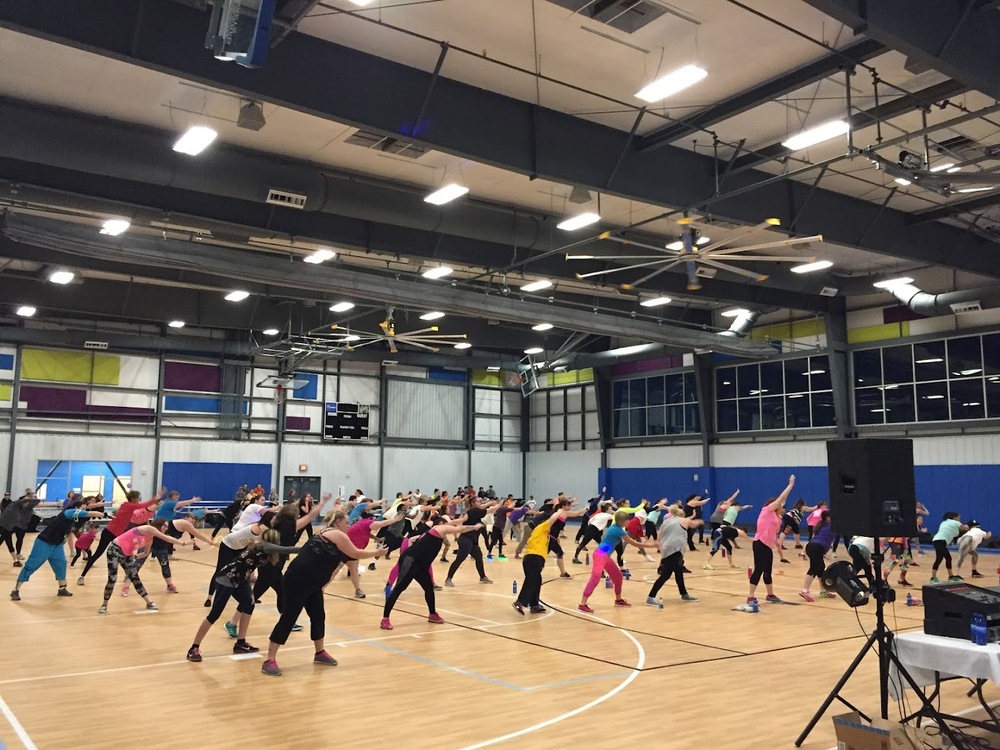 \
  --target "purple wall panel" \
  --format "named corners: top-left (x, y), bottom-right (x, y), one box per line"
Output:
top-left (610, 356), bottom-right (684, 377)
top-left (19, 385), bottom-right (155, 423)
top-left (285, 416), bottom-right (311, 431)
top-left (164, 361), bottom-right (222, 393)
